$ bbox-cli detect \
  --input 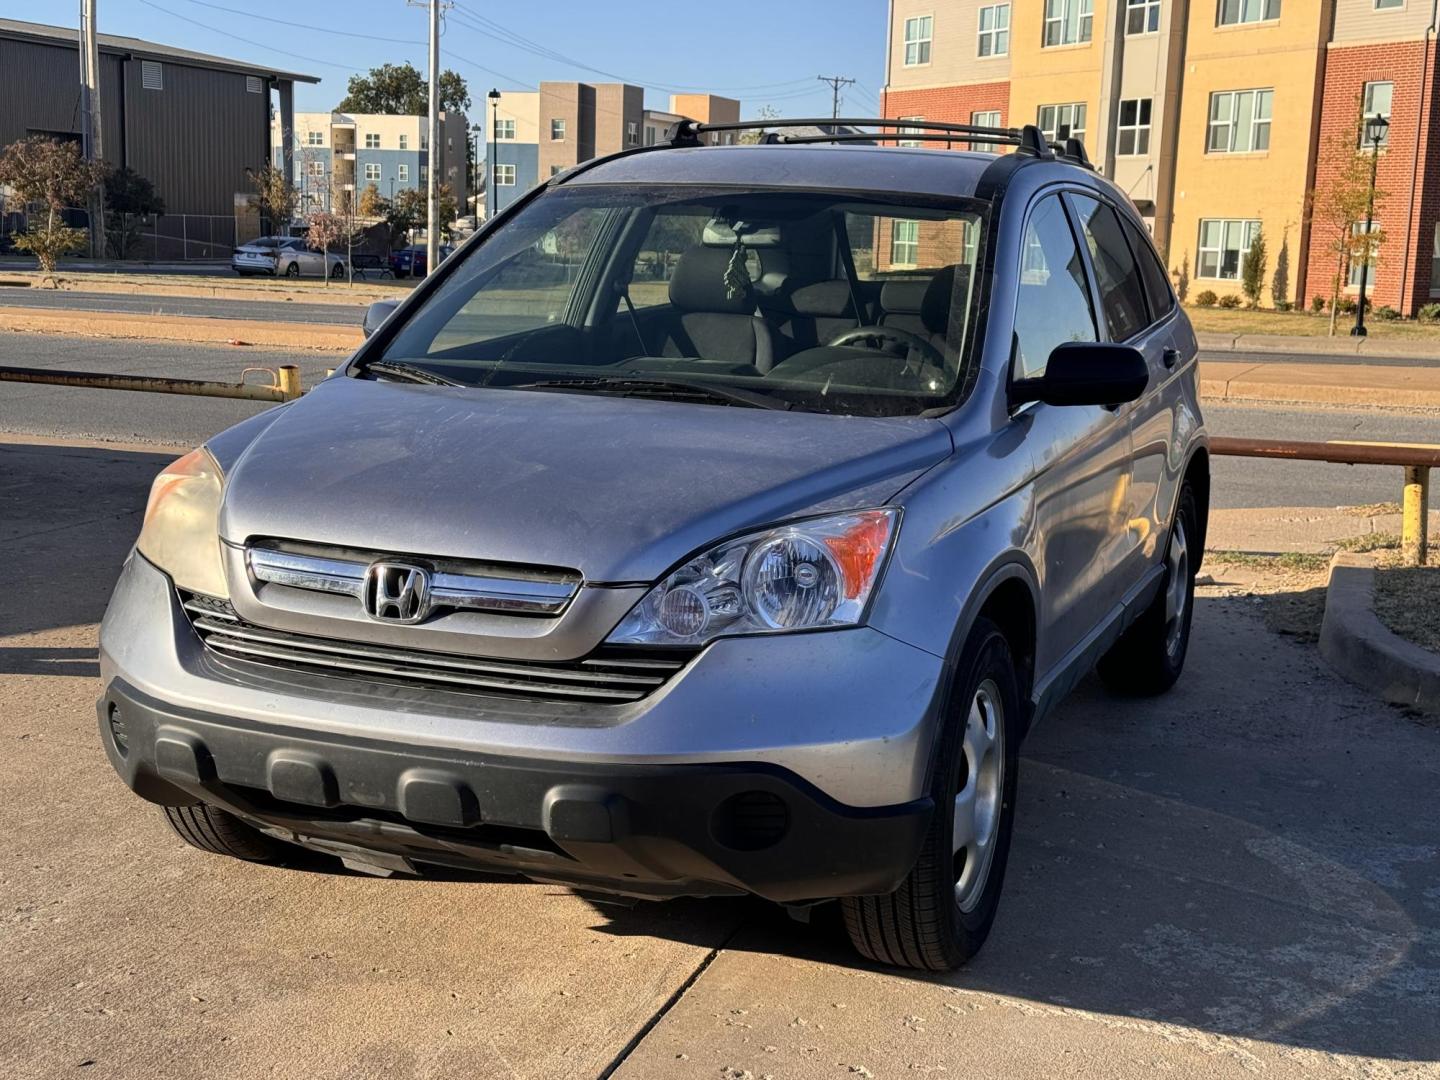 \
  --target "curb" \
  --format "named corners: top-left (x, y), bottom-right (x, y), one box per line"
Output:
top-left (1318, 552), bottom-right (1440, 716)
top-left (0, 271), bottom-right (410, 308)
top-left (1195, 330), bottom-right (1440, 361)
